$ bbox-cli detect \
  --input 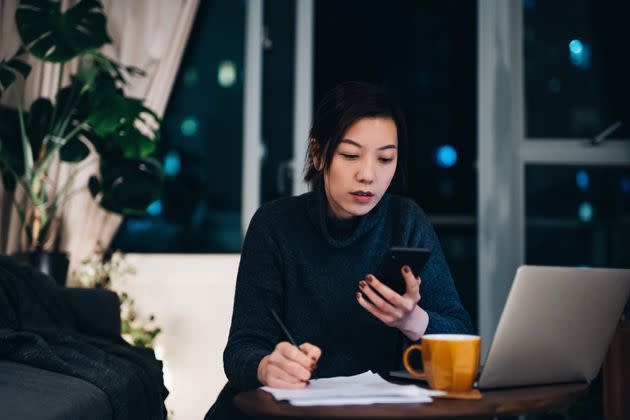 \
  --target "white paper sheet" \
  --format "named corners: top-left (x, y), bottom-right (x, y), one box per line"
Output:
top-left (261, 371), bottom-right (445, 406)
